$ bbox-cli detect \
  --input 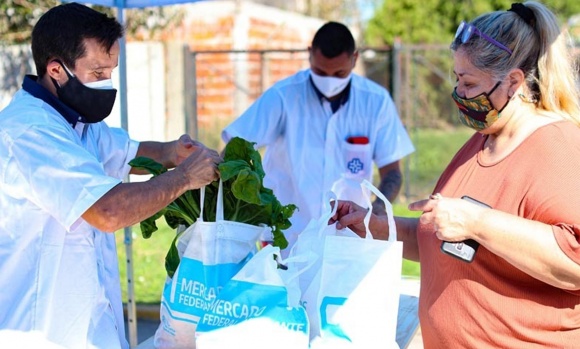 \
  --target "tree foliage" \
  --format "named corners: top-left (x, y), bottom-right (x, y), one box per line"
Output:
top-left (0, 0), bottom-right (184, 44)
top-left (303, 0), bottom-right (359, 24)
top-left (0, 0), bottom-right (59, 43)
top-left (98, 5), bottom-right (185, 41)
top-left (366, 0), bottom-right (580, 46)
top-left (363, 0), bottom-right (580, 131)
